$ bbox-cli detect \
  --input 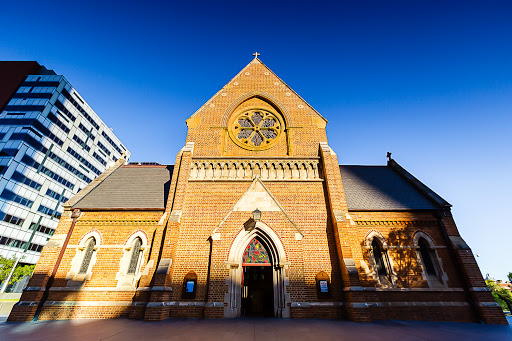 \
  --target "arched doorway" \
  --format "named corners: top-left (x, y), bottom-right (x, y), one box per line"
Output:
top-left (241, 238), bottom-right (273, 317)
top-left (224, 221), bottom-right (290, 318)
